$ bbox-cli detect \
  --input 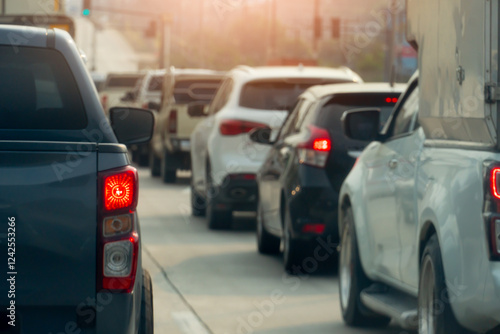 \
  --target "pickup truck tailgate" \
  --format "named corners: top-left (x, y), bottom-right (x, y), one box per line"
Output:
top-left (0, 142), bottom-right (97, 311)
